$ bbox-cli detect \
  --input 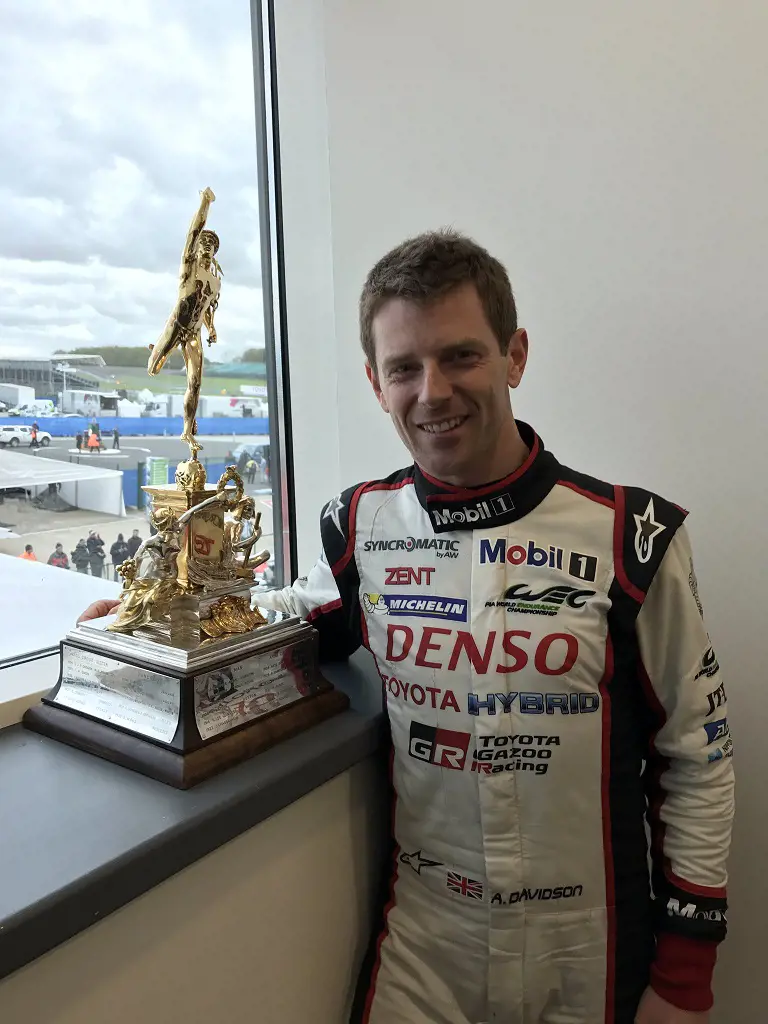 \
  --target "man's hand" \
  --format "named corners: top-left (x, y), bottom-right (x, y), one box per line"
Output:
top-left (77, 598), bottom-right (121, 625)
top-left (636, 987), bottom-right (709, 1023)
